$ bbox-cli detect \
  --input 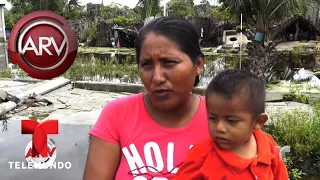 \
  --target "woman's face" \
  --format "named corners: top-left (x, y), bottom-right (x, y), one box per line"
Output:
top-left (138, 32), bottom-right (204, 110)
